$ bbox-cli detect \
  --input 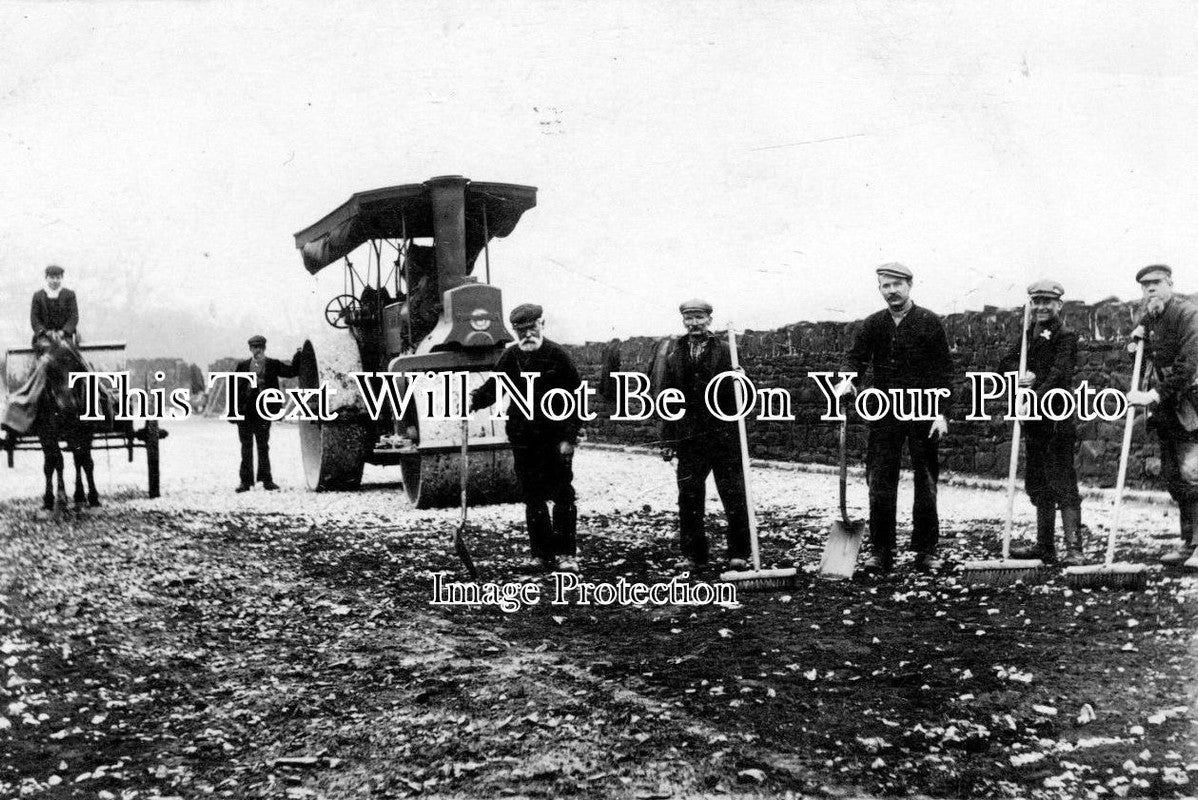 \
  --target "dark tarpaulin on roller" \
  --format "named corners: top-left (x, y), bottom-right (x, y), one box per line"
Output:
top-left (293, 179), bottom-right (538, 274)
